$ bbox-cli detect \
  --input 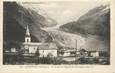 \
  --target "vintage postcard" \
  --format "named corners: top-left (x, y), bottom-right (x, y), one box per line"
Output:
top-left (0, 0), bottom-right (115, 73)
